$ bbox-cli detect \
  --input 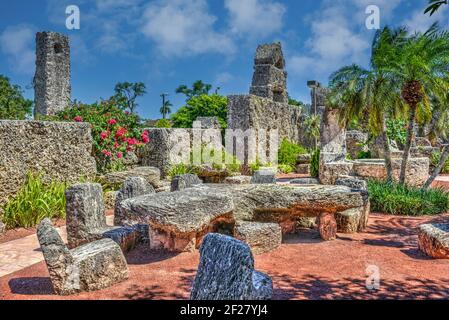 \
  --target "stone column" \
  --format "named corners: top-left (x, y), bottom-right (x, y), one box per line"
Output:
top-left (34, 32), bottom-right (71, 117)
